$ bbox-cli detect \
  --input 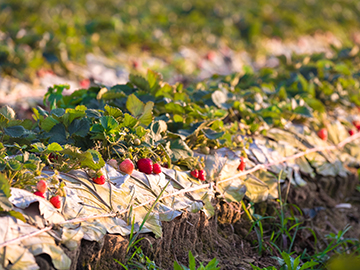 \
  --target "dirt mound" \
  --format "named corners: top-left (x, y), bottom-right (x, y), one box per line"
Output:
top-left (33, 171), bottom-right (359, 270)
